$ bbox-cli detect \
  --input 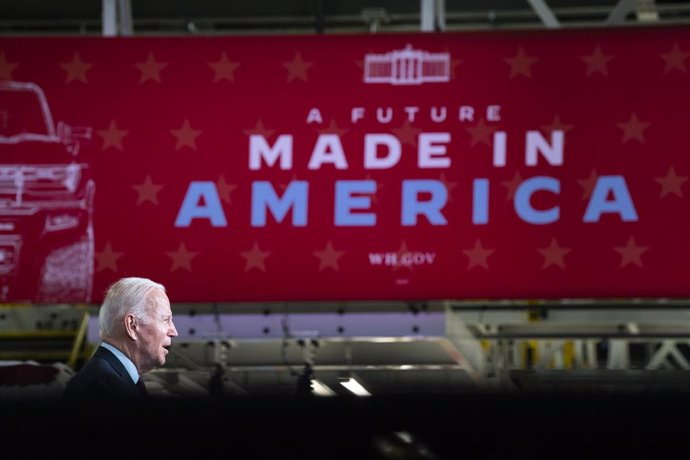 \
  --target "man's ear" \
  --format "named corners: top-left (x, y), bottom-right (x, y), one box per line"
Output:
top-left (124, 314), bottom-right (138, 340)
